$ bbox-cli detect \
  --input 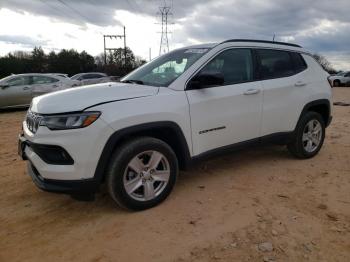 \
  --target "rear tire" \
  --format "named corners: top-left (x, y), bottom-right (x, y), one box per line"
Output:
top-left (106, 137), bottom-right (178, 211)
top-left (287, 112), bottom-right (325, 159)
